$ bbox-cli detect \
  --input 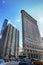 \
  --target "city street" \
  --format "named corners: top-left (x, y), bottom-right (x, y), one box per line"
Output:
top-left (5, 61), bottom-right (19, 65)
